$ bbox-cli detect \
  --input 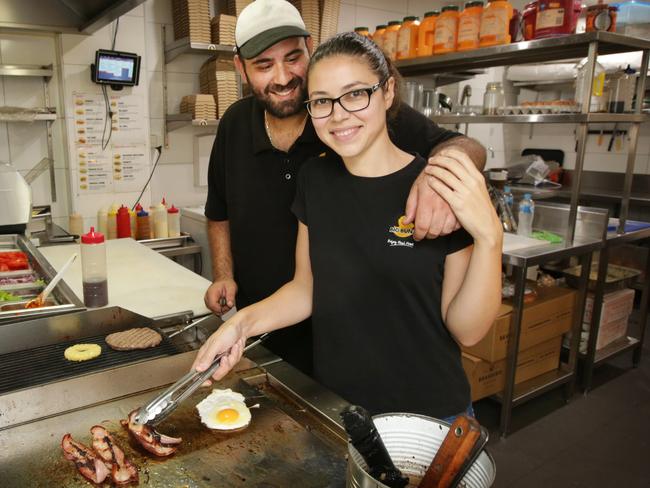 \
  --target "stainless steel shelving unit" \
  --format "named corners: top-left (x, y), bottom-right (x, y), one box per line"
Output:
top-left (0, 64), bottom-right (57, 201)
top-left (162, 29), bottom-right (238, 146)
top-left (582, 222), bottom-right (650, 392)
top-left (397, 33), bottom-right (650, 436)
